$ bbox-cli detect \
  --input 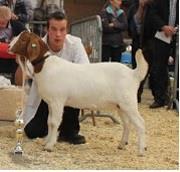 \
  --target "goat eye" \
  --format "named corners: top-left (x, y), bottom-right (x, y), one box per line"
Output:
top-left (31, 43), bottom-right (37, 48)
